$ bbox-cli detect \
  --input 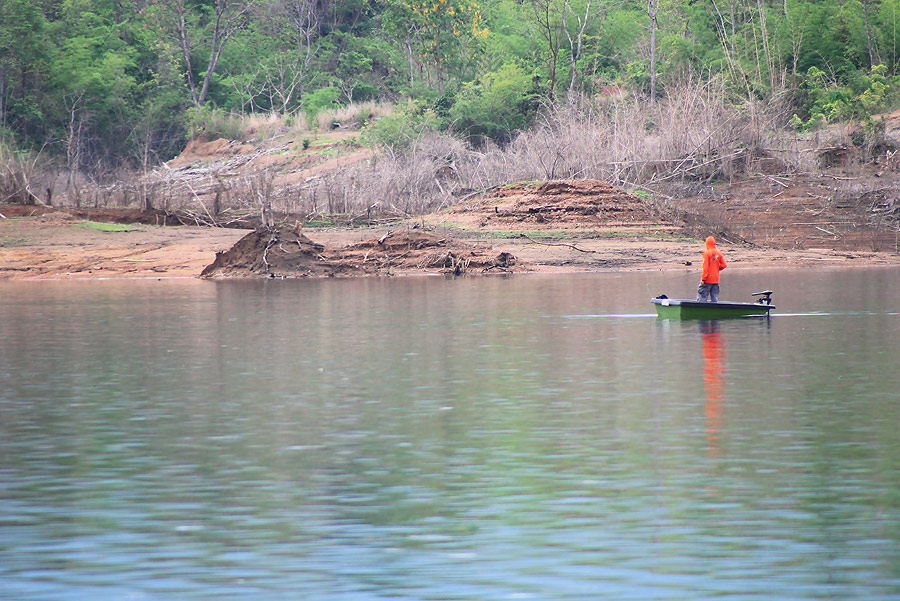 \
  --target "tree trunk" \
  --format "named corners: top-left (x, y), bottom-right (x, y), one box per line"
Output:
top-left (532, 0), bottom-right (561, 100)
top-left (167, 0), bottom-right (254, 107)
top-left (174, 2), bottom-right (200, 106)
top-left (65, 94), bottom-right (85, 209)
top-left (648, 0), bottom-right (658, 103)
top-left (757, 0), bottom-right (774, 88)
top-left (862, 0), bottom-right (882, 68)
top-left (0, 65), bottom-right (6, 127)
top-left (565, 0), bottom-right (592, 100)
